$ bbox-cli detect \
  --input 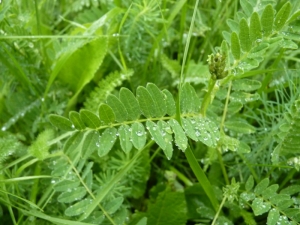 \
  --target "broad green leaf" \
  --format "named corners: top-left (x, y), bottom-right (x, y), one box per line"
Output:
top-left (147, 83), bottom-right (167, 117)
top-left (106, 94), bottom-right (128, 122)
top-left (98, 104), bottom-right (115, 125)
top-left (49, 114), bottom-right (74, 131)
top-left (231, 32), bottom-right (240, 60)
top-left (65, 198), bottom-right (92, 216)
top-left (58, 187), bottom-right (86, 203)
top-left (82, 131), bottom-right (99, 160)
top-left (54, 180), bottom-right (80, 192)
top-left (147, 188), bottom-right (187, 225)
top-left (261, 4), bottom-right (274, 37)
top-left (182, 118), bottom-right (198, 141)
top-left (146, 121), bottom-right (166, 150)
top-left (225, 119), bottom-right (256, 134)
top-left (157, 121), bottom-right (173, 160)
top-left (180, 83), bottom-right (200, 114)
top-left (240, 0), bottom-right (253, 17)
top-left (168, 119), bottom-right (187, 151)
top-left (251, 198), bottom-right (271, 216)
top-left (80, 109), bottom-right (101, 129)
top-left (230, 92), bottom-right (260, 104)
top-left (98, 127), bottom-right (117, 157)
top-left (131, 122), bottom-right (146, 150)
top-left (232, 79), bottom-right (262, 91)
top-left (69, 111), bottom-right (86, 130)
top-left (162, 90), bottom-right (176, 116)
top-left (250, 12), bottom-right (262, 43)
top-left (118, 125), bottom-right (133, 153)
top-left (248, 43), bottom-right (269, 58)
top-left (274, 2), bottom-right (291, 31)
top-left (267, 209), bottom-right (280, 225)
top-left (254, 178), bottom-right (269, 195)
top-left (245, 175), bottom-right (254, 191)
top-left (136, 86), bottom-right (156, 118)
top-left (239, 18), bottom-right (251, 52)
top-left (104, 197), bottom-right (124, 214)
top-left (227, 19), bottom-right (239, 33)
top-left (262, 184), bottom-right (279, 199)
top-left (119, 88), bottom-right (140, 120)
